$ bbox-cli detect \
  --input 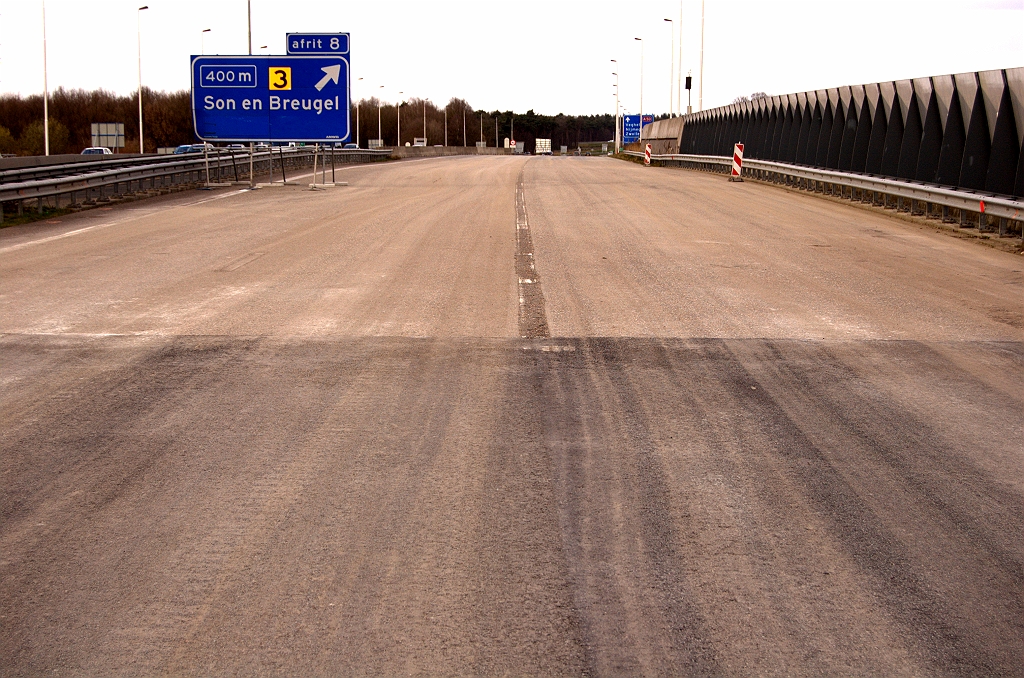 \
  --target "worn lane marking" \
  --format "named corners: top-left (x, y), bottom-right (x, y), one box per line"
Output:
top-left (0, 189), bottom-right (247, 255)
top-left (515, 165), bottom-right (550, 339)
top-left (220, 252), bottom-right (265, 272)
